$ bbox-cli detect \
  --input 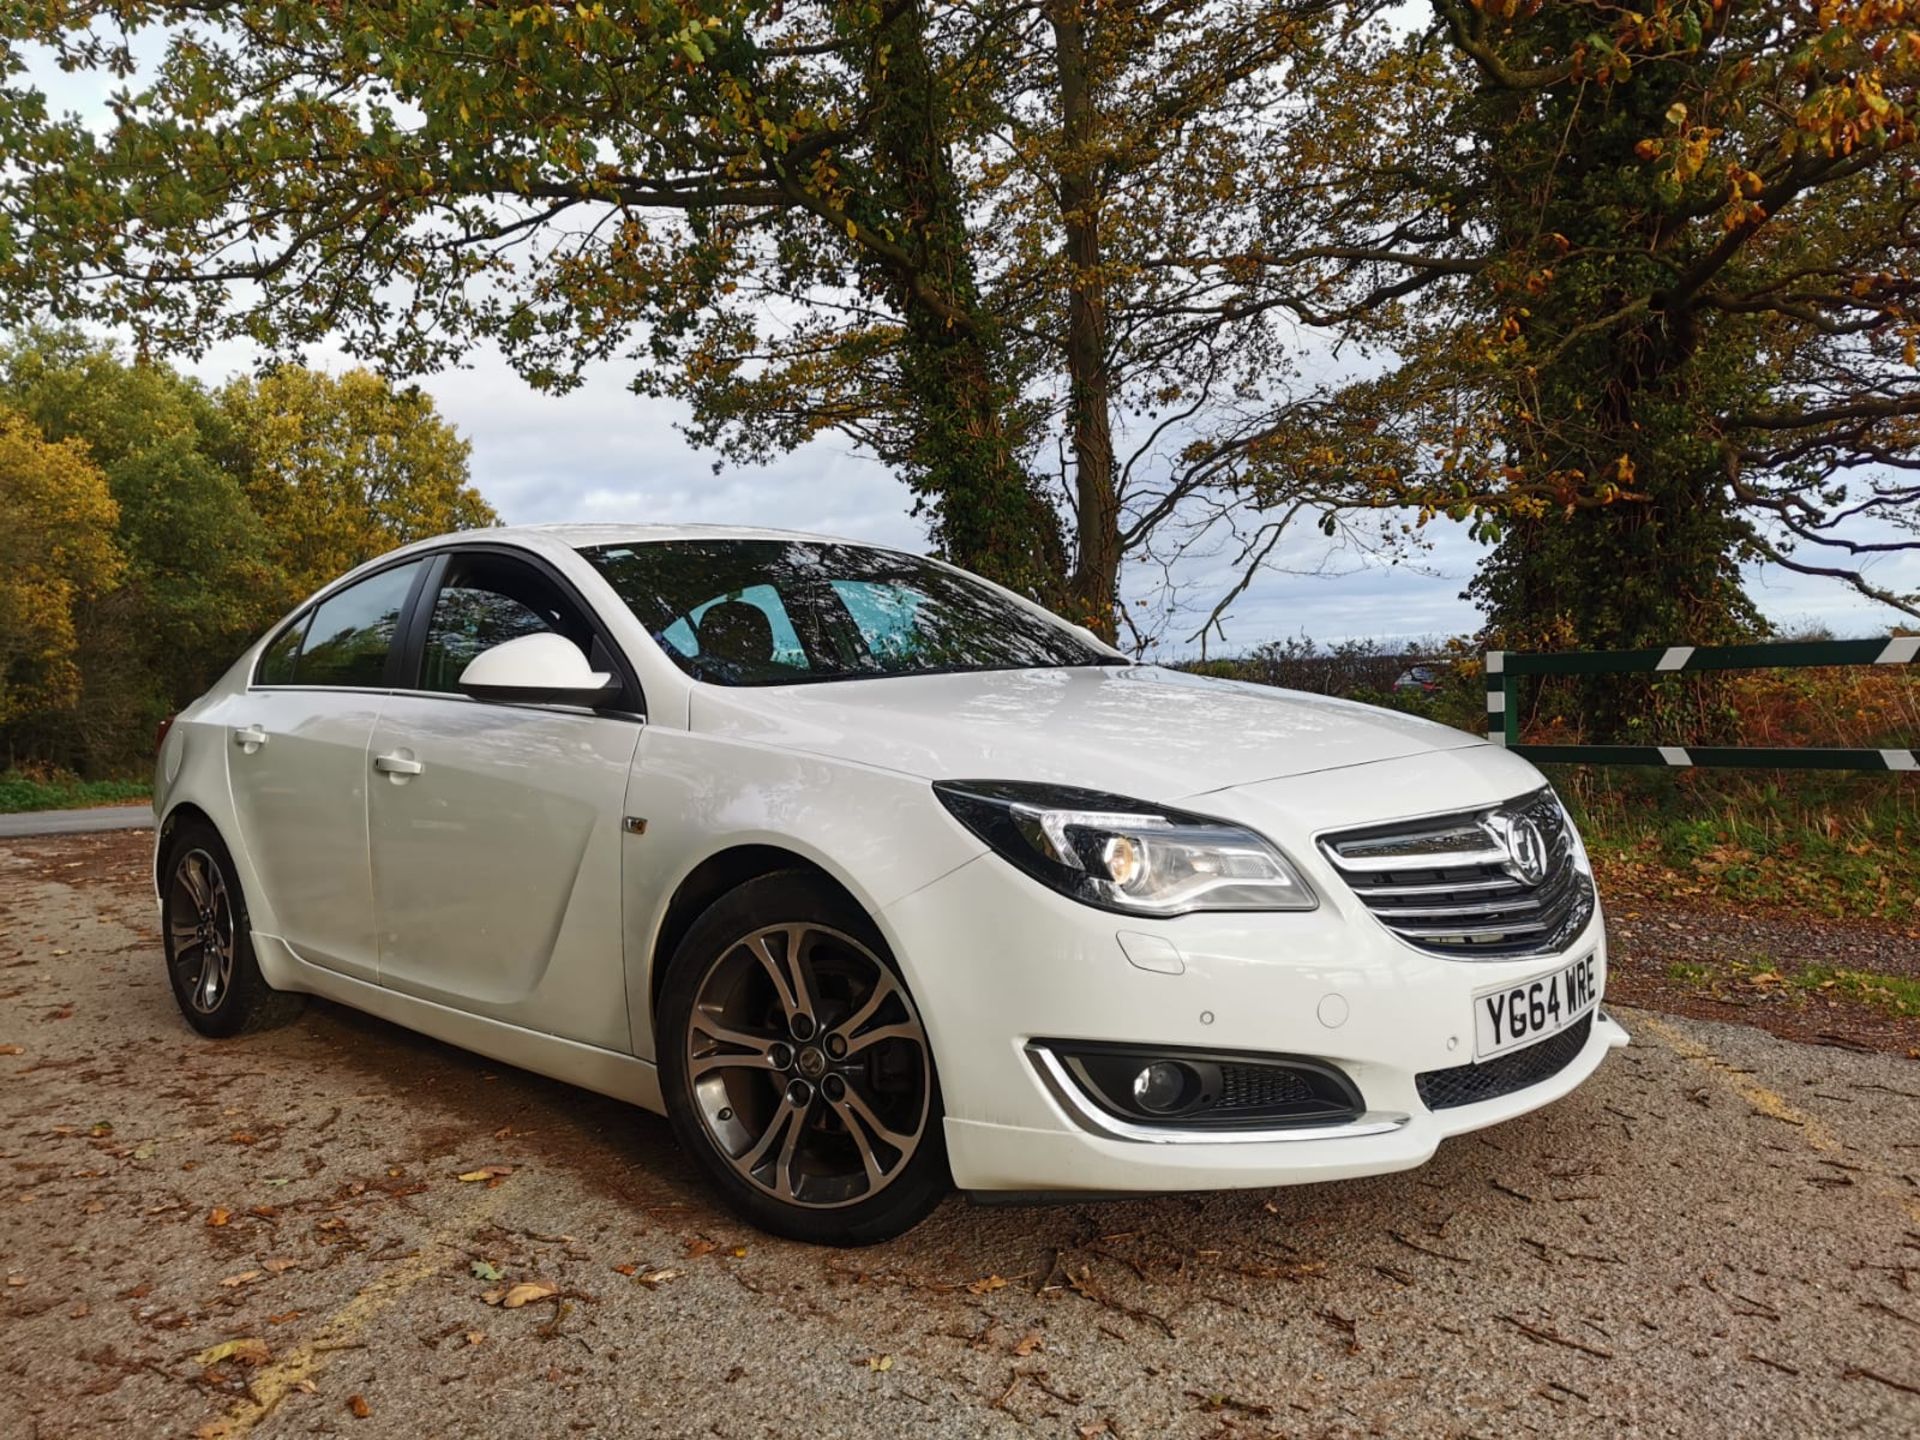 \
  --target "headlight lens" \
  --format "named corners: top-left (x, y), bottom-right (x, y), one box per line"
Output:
top-left (933, 780), bottom-right (1317, 916)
